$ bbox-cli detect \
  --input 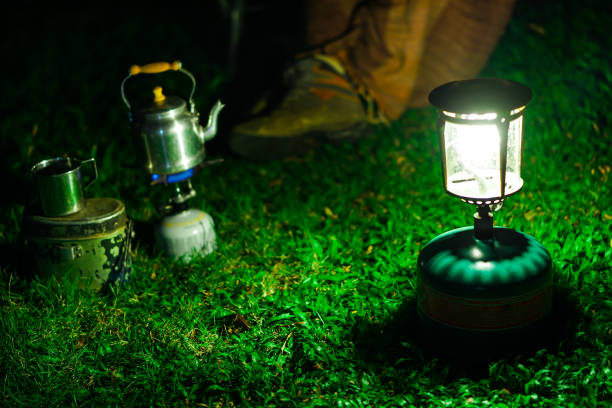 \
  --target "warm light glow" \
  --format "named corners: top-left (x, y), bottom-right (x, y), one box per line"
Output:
top-left (445, 122), bottom-right (501, 198)
top-left (455, 123), bottom-right (500, 166)
top-left (442, 111), bottom-right (498, 120)
top-left (431, 79), bottom-right (531, 202)
top-left (443, 117), bottom-right (524, 200)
